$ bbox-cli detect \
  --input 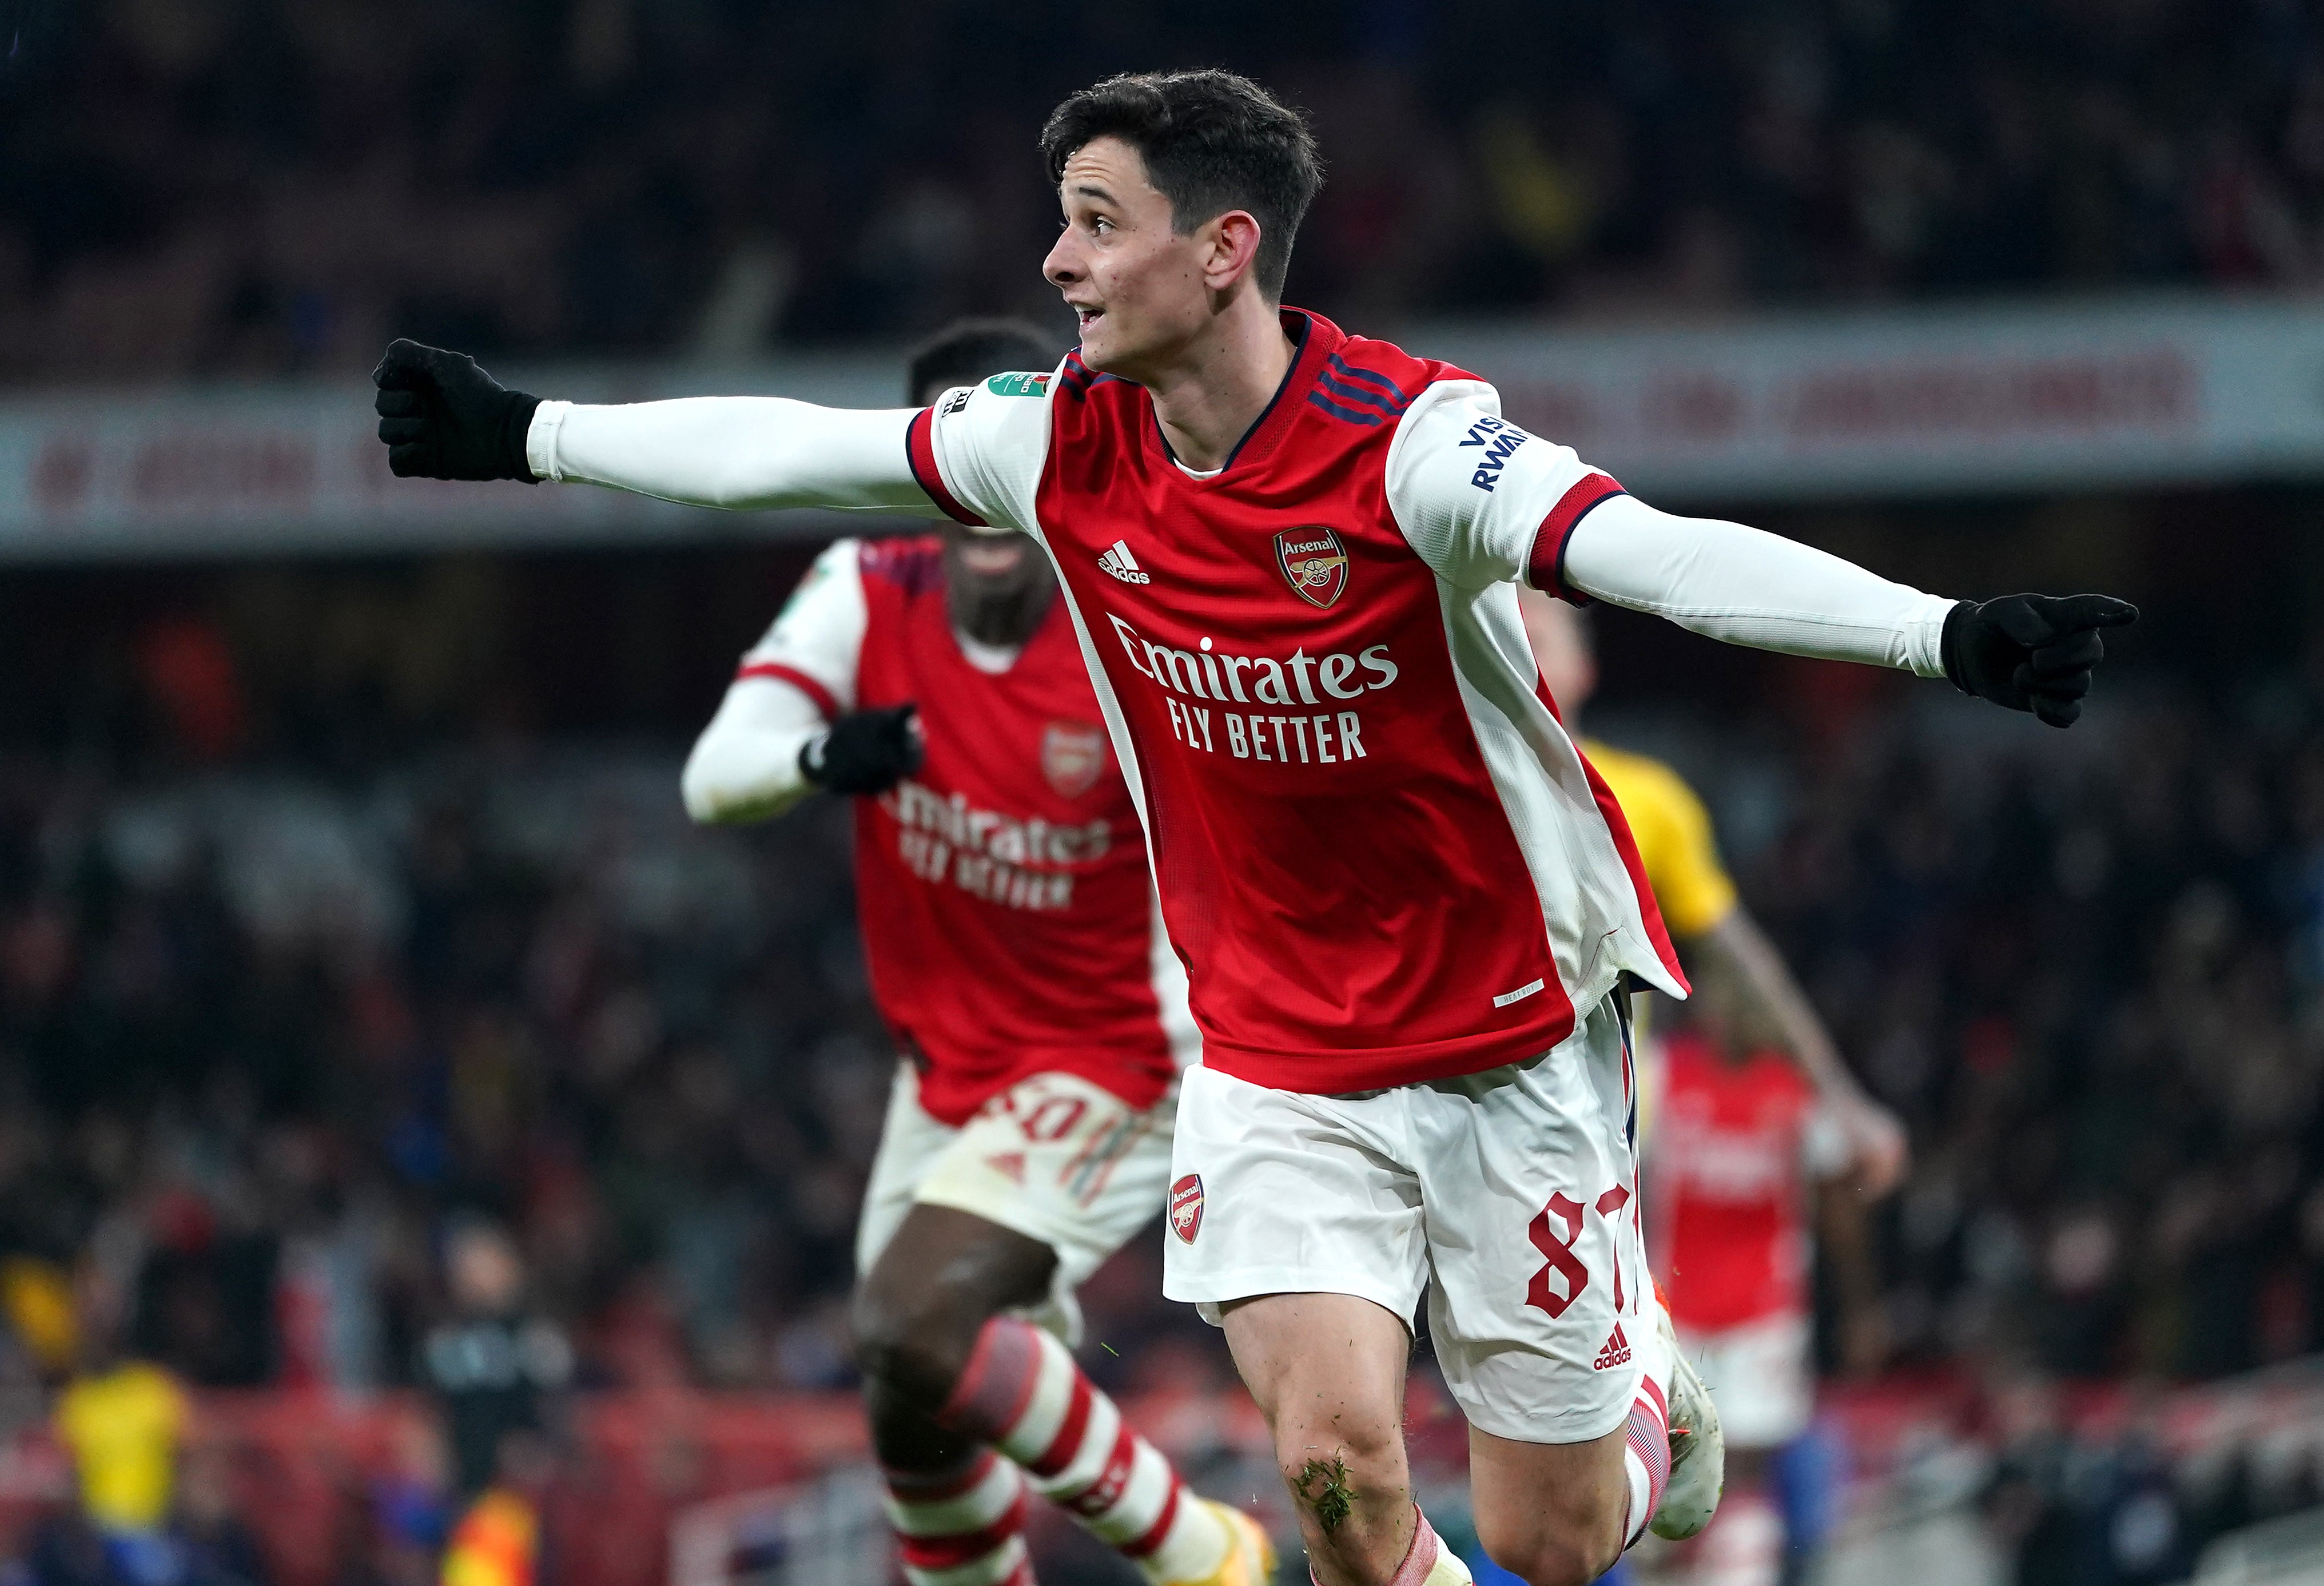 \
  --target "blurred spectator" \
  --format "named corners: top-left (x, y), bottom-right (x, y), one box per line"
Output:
top-left (420, 1223), bottom-right (567, 1502)
top-left (174, 1446), bottom-right (270, 1586)
top-left (6, 1), bottom-right (2324, 385)
top-left (363, 1417), bottom-right (453, 1586)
